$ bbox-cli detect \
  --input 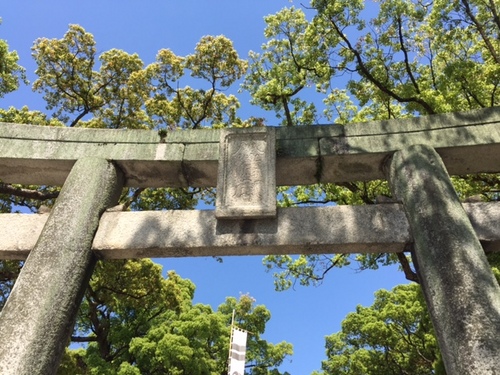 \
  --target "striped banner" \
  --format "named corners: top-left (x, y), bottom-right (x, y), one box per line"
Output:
top-left (228, 327), bottom-right (247, 375)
